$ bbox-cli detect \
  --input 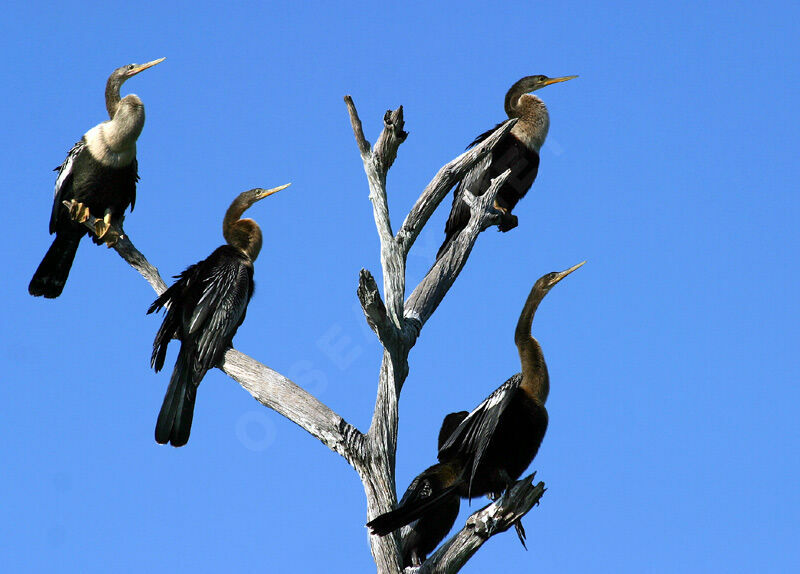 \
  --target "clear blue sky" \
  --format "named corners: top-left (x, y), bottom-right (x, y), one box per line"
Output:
top-left (2, 1), bottom-right (798, 572)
